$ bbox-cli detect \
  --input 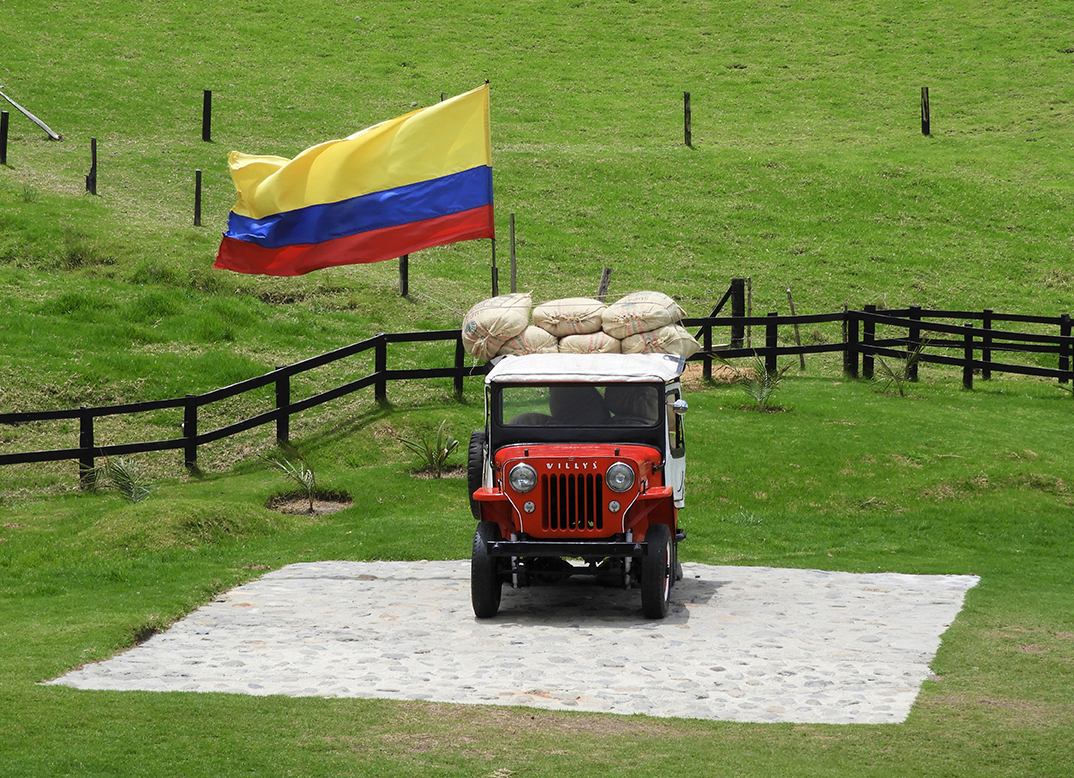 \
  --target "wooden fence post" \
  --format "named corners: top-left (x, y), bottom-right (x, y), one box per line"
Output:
top-left (862, 304), bottom-right (876, 380)
top-left (374, 335), bottom-right (388, 405)
top-left (907, 306), bottom-right (922, 382)
top-left (183, 394), bottom-right (198, 468)
top-left (399, 254), bottom-right (409, 297)
top-left (1, 110), bottom-right (8, 166)
top-left (730, 277), bottom-right (746, 348)
top-left (1060, 313), bottom-right (1072, 384)
top-left (596, 268), bottom-right (612, 302)
top-left (843, 309), bottom-right (859, 378)
top-left (86, 137), bottom-right (97, 195)
top-left (982, 309), bottom-right (993, 380)
top-left (921, 86), bottom-right (930, 136)
top-left (684, 91), bottom-right (692, 147)
top-left (202, 90), bottom-right (212, 142)
top-left (194, 169), bottom-right (202, 227)
top-left (454, 335), bottom-right (466, 400)
top-left (275, 368), bottom-right (290, 443)
top-left (962, 324), bottom-right (974, 390)
top-left (78, 406), bottom-right (95, 489)
top-left (765, 312), bottom-right (778, 374)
